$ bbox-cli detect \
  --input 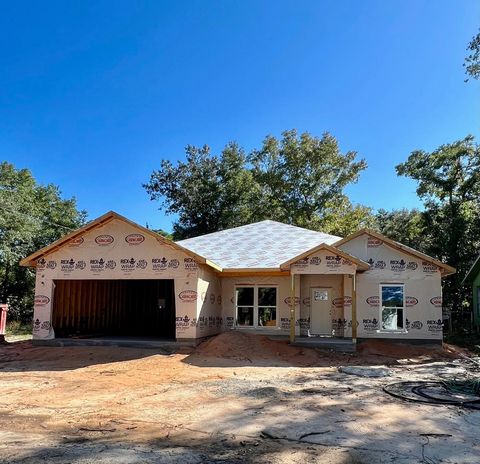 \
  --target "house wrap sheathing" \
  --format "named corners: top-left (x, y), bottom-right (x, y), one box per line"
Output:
top-left (21, 211), bottom-right (454, 344)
